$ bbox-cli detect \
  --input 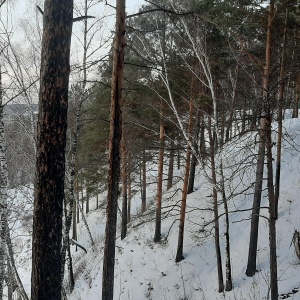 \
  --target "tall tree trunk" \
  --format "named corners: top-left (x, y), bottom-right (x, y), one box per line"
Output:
top-left (246, 119), bottom-right (266, 277)
top-left (31, 2), bottom-right (73, 299)
top-left (101, 0), bottom-right (126, 299)
top-left (220, 162), bottom-right (232, 291)
top-left (167, 139), bottom-right (174, 190)
top-left (208, 116), bottom-right (224, 293)
top-left (121, 135), bottom-right (128, 240)
top-left (154, 113), bottom-right (165, 243)
top-left (72, 197), bottom-right (77, 240)
top-left (246, 0), bottom-right (275, 277)
top-left (175, 95), bottom-right (193, 262)
top-left (265, 116), bottom-right (278, 300)
top-left (275, 8), bottom-right (288, 220)
top-left (86, 182), bottom-right (89, 214)
top-left (292, 72), bottom-right (299, 118)
top-left (141, 149), bottom-right (147, 213)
